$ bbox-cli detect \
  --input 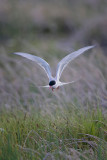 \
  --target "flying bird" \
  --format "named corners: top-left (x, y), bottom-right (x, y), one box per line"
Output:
top-left (13, 45), bottom-right (95, 91)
